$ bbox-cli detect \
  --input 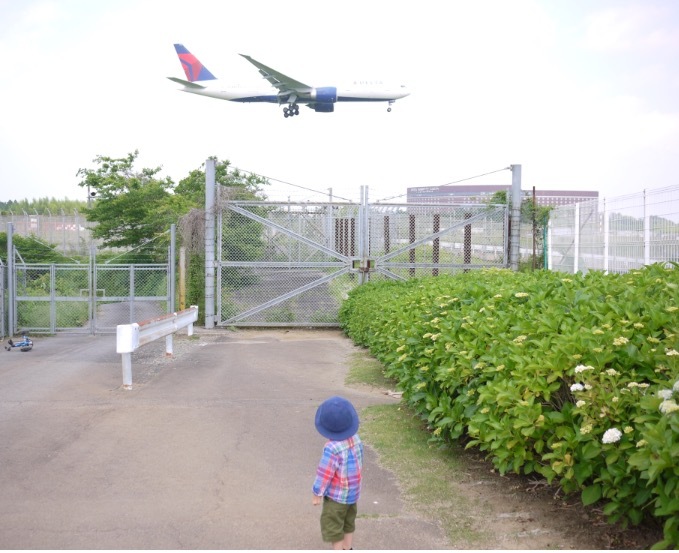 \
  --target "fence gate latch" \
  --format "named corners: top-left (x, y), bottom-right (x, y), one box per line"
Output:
top-left (352, 259), bottom-right (375, 273)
